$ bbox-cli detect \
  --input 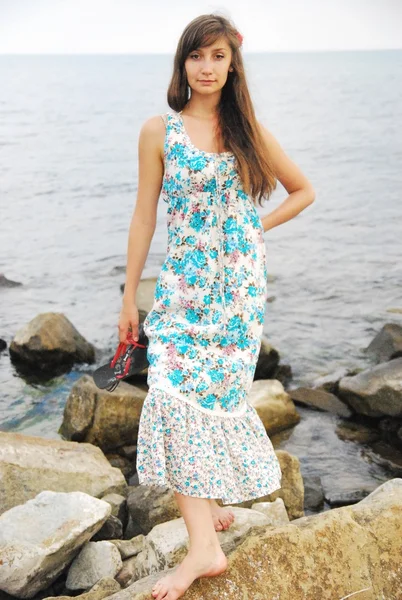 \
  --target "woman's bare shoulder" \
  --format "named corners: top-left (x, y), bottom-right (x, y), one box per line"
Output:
top-left (138, 115), bottom-right (167, 161)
